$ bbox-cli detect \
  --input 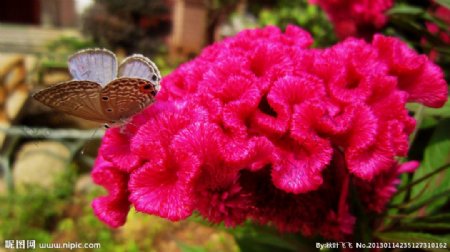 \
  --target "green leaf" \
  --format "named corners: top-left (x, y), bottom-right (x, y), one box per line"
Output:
top-left (420, 116), bottom-right (438, 129)
top-left (432, 46), bottom-right (450, 55)
top-left (398, 222), bottom-right (450, 231)
top-left (234, 230), bottom-right (298, 252)
top-left (178, 243), bottom-right (208, 252)
top-left (405, 189), bottom-right (450, 214)
top-left (411, 118), bottom-right (450, 214)
top-left (407, 97), bottom-right (450, 117)
top-left (387, 5), bottom-right (424, 16)
top-left (377, 232), bottom-right (450, 250)
top-left (416, 212), bottom-right (450, 222)
top-left (231, 222), bottom-right (311, 252)
top-left (236, 236), bottom-right (293, 252)
top-left (434, 0), bottom-right (450, 9)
